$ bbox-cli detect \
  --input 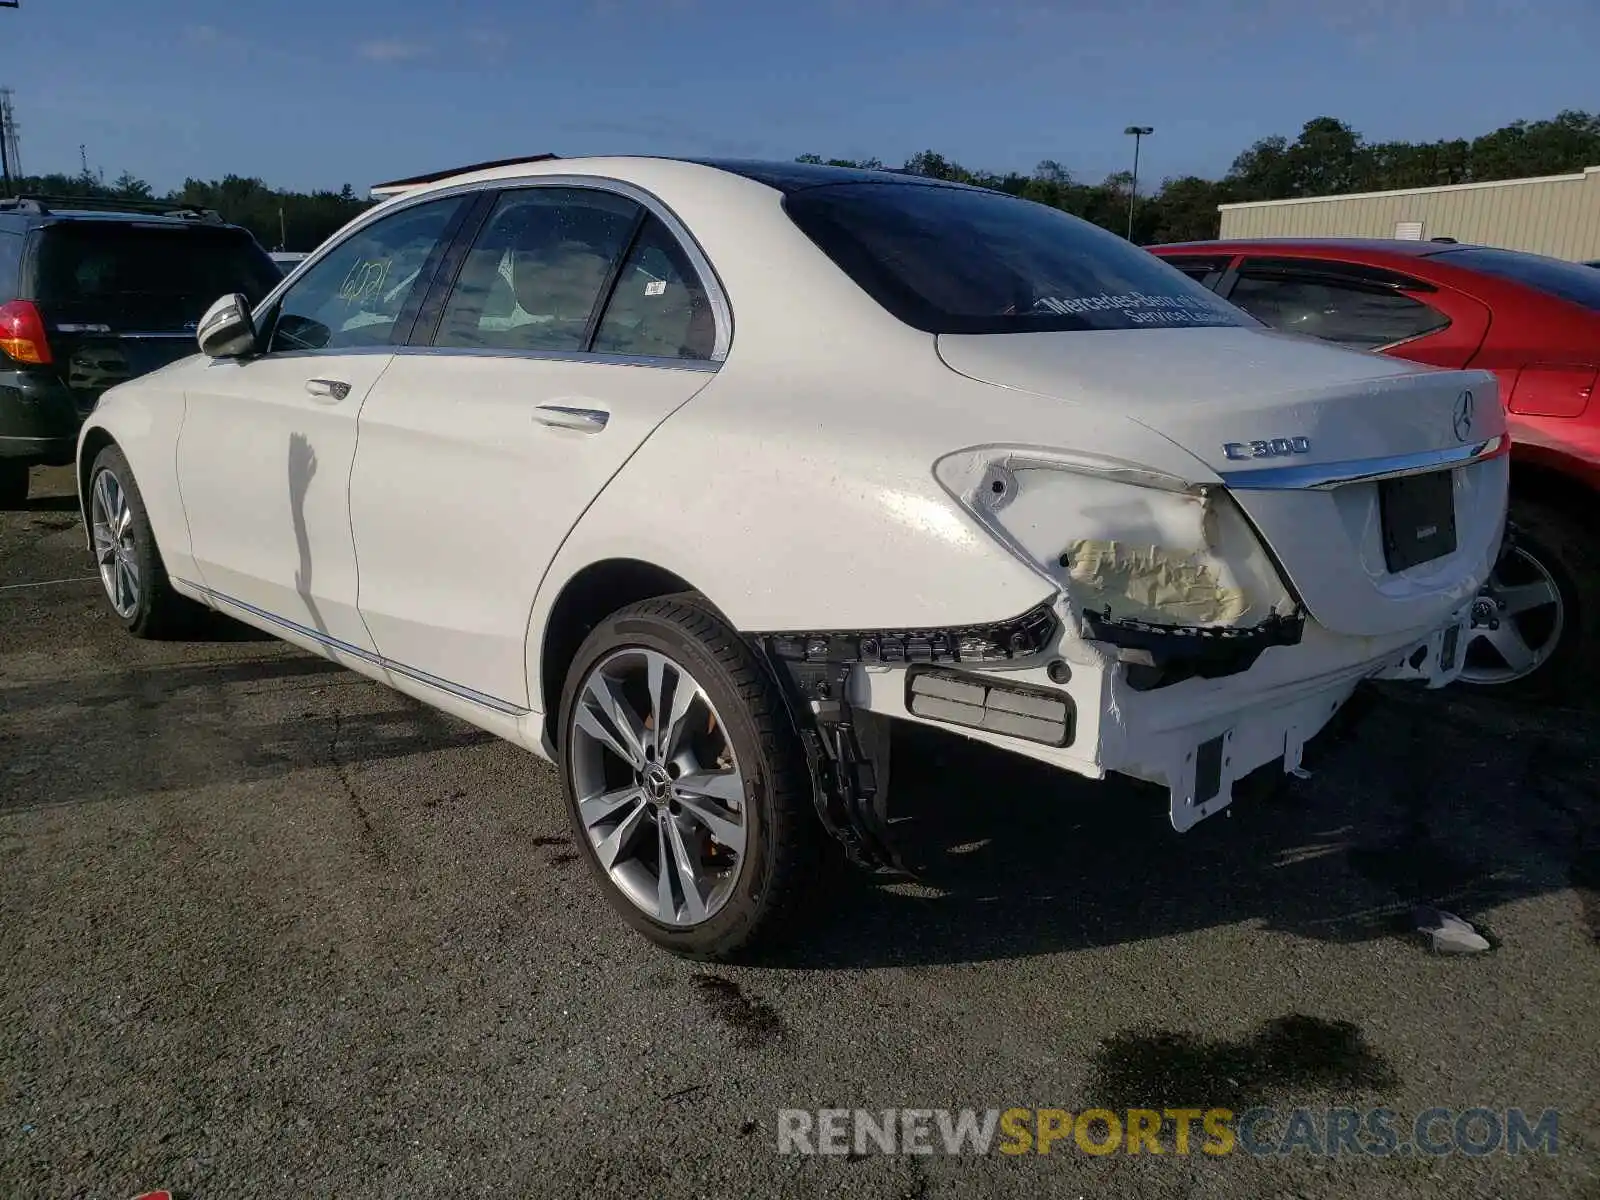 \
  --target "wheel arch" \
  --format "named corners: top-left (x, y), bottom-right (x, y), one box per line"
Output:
top-left (534, 557), bottom-right (712, 743)
top-left (1509, 453), bottom-right (1600, 514)
top-left (76, 423), bottom-right (120, 548)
